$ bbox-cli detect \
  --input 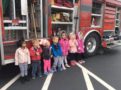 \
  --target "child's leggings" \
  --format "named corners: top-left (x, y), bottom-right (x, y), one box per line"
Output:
top-left (19, 63), bottom-right (28, 77)
top-left (62, 56), bottom-right (68, 69)
top-left (44, 59), bottom-right (51, 73)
